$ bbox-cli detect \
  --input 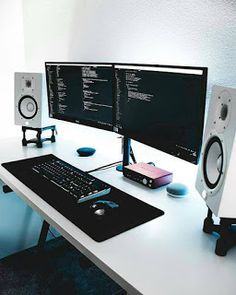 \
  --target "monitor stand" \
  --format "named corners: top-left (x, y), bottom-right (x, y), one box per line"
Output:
top-left (116, 136), bottom-right (136, 172)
